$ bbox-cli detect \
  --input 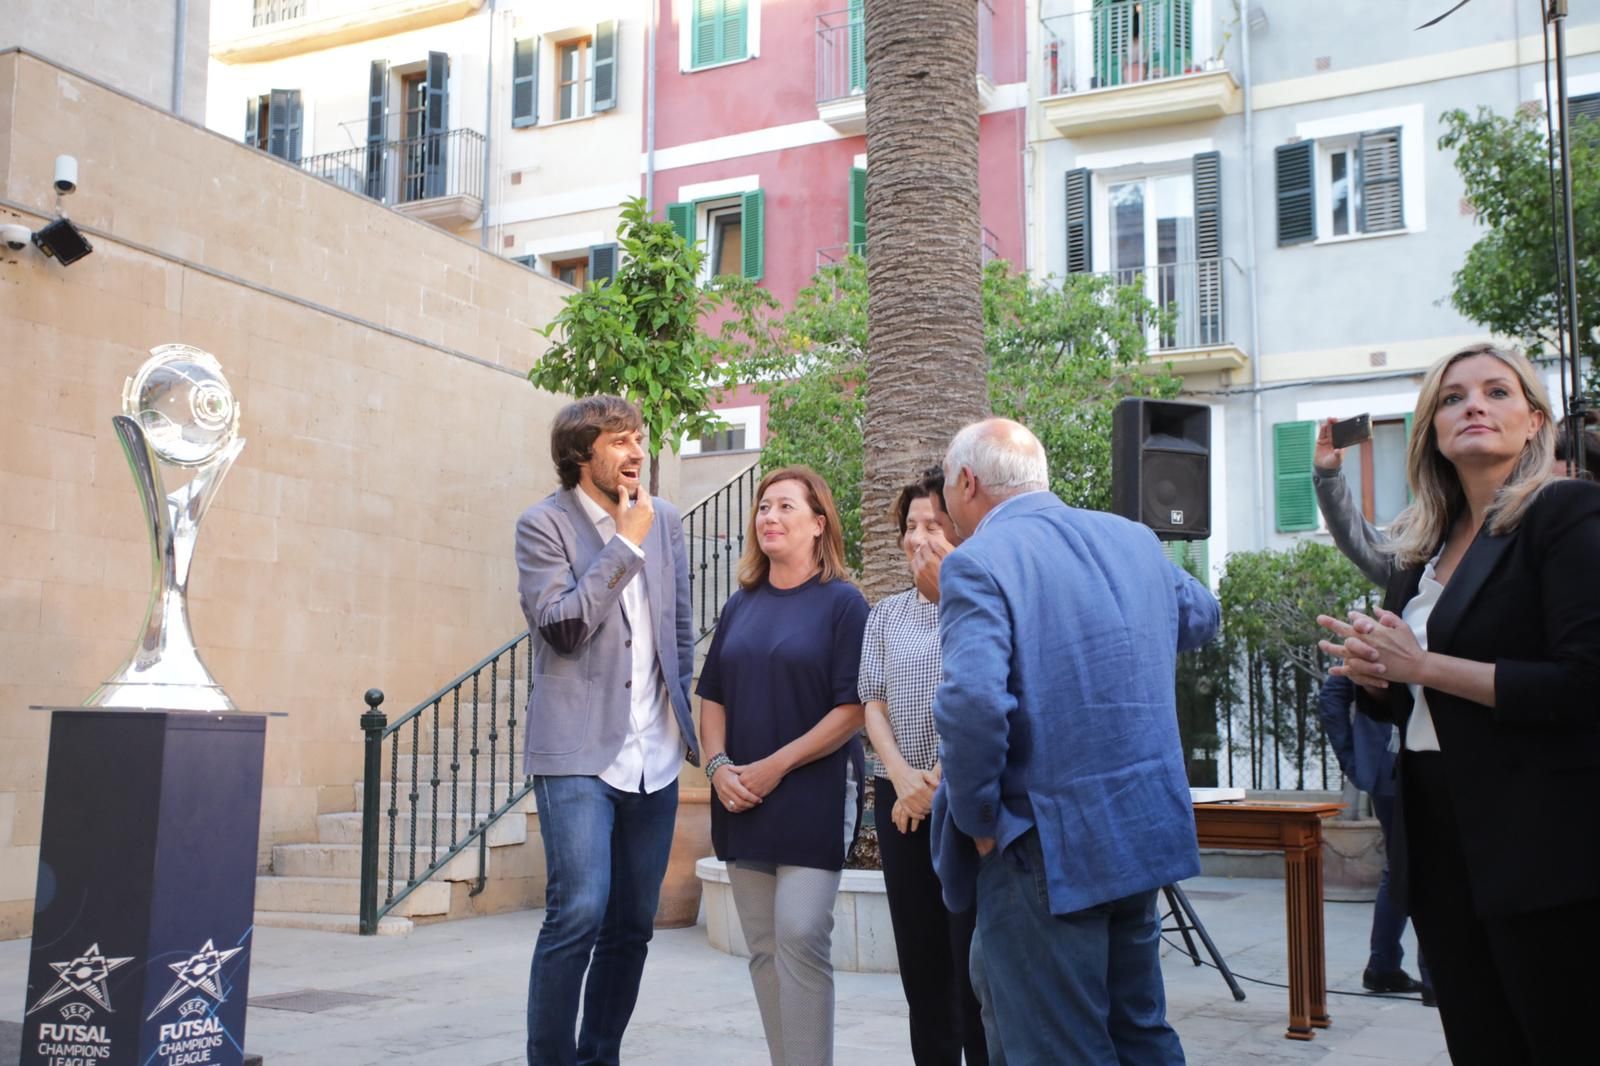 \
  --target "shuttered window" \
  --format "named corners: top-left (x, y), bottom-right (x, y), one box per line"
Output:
top-left (666, 202), bottom-right (695, 245)
top-left (594, 20), bottom-right (619, 112)
top-left (847, 0), bottom-right (866, 93)
top-left (1163, 539), bottom-right (1210, 581)
top-left (1064, 167), bottom-right (1092, 273)
top-left (1570, 91), bottom-right (1600, 123)
top-left (1274, 421), bottom-right (1318, 532)
top-left (849, 167), bottom-right (867, 255)
top-left (691, 0), bottom-right (749, 69)
top-left (1275, 141), bottom-right (1316, 245)
top-left (1193, 151), bottom-right (1223, 345)
top-left (1357, 127), bottom-right (1404, 233)
top-left (741, 188), bottom-right (765, 280)
top-left (589, 243), bottom-right (618, 285)
top-left (366, 61), bottom-right (387, 199)
top-left (512, 38), bottom-right (538, 127)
